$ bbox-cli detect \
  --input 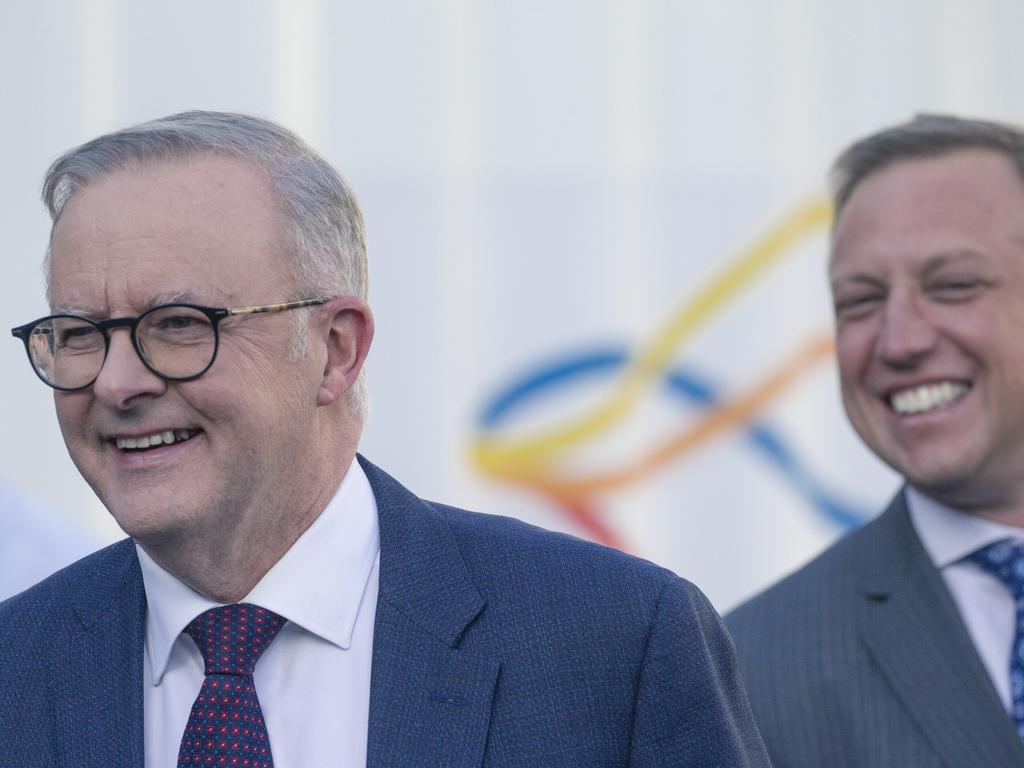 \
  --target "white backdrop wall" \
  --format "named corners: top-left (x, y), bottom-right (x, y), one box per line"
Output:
top-left (2, 0), bottom-right (1020, 609)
